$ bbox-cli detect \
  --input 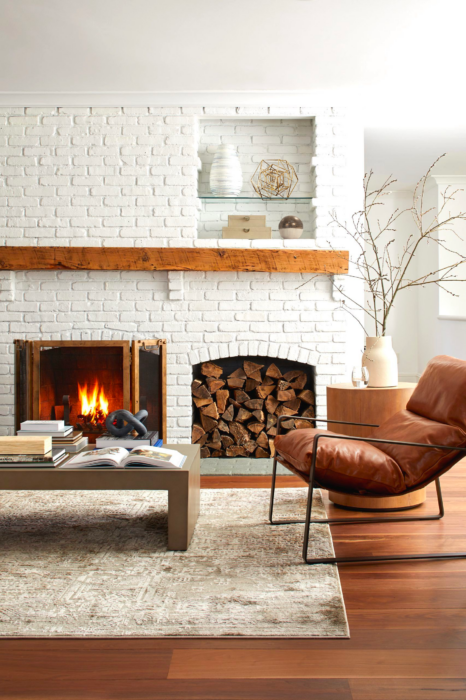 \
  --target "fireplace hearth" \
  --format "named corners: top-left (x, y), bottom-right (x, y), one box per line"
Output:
top-left (14, 340), bottom-right (167, 443)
